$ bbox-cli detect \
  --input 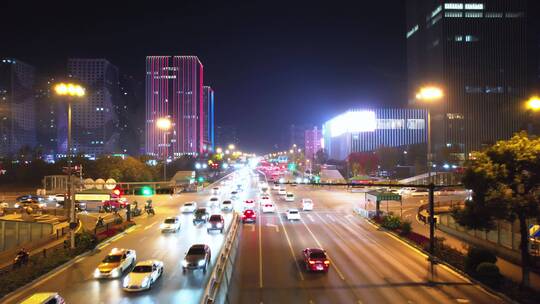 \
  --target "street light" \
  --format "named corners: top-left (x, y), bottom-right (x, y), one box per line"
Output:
top-left (54, 82), bottom-right (85, 250)
top-left (156, 117), bottom-right (171, 181)
top-left (216, 147), bottom-right (223, 154)
top-left (526, 96), bottom-right (540, 111)
top-left (415, 85), bottom-right (443, 262)
top-left (228, 144), bottom-right (235, 150)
